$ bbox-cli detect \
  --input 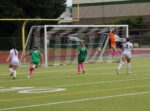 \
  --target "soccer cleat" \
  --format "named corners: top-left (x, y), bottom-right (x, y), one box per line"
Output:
top-left (83, 70), bottom-right (85, 74)
top-left (12, 77), bottom-right (16, 79)
top-left (117, 69), bottom-right (120, 75)
top-left (10, 73), bottom-right (13, 76)
top-left (27, 75), bottom-right (30, 79)
top-left (127, 71), bottom-right (132, 74)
